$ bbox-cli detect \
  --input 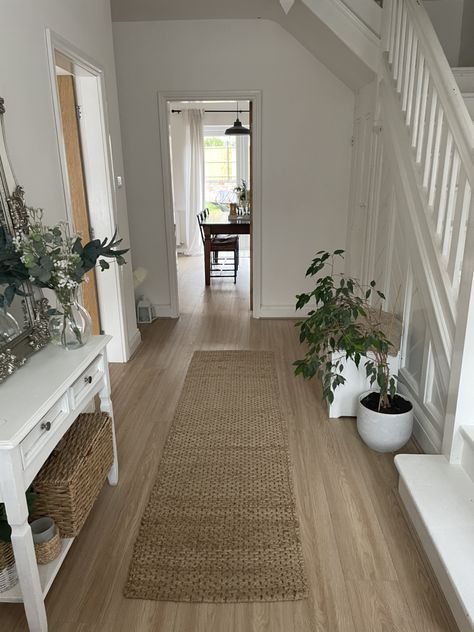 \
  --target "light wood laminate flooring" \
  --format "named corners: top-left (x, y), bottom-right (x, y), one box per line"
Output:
top-left (1, 256), bottom-right (458, 631)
